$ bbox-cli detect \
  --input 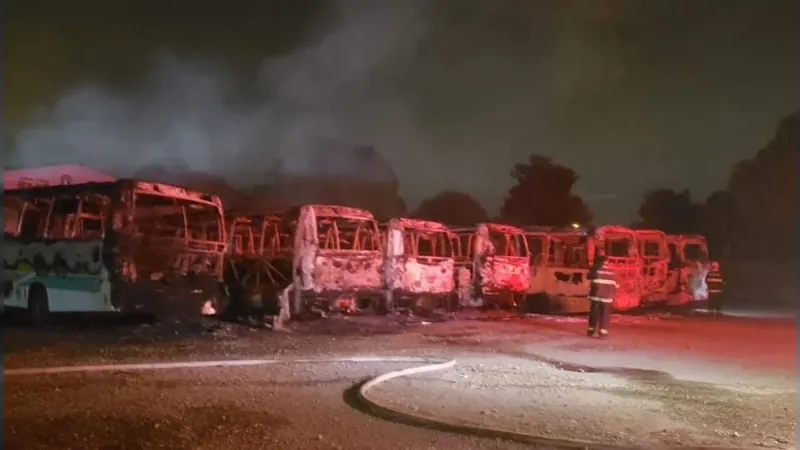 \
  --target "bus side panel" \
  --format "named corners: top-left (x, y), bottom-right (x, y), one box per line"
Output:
top-left (3, 237), bottom-right (113, 312)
